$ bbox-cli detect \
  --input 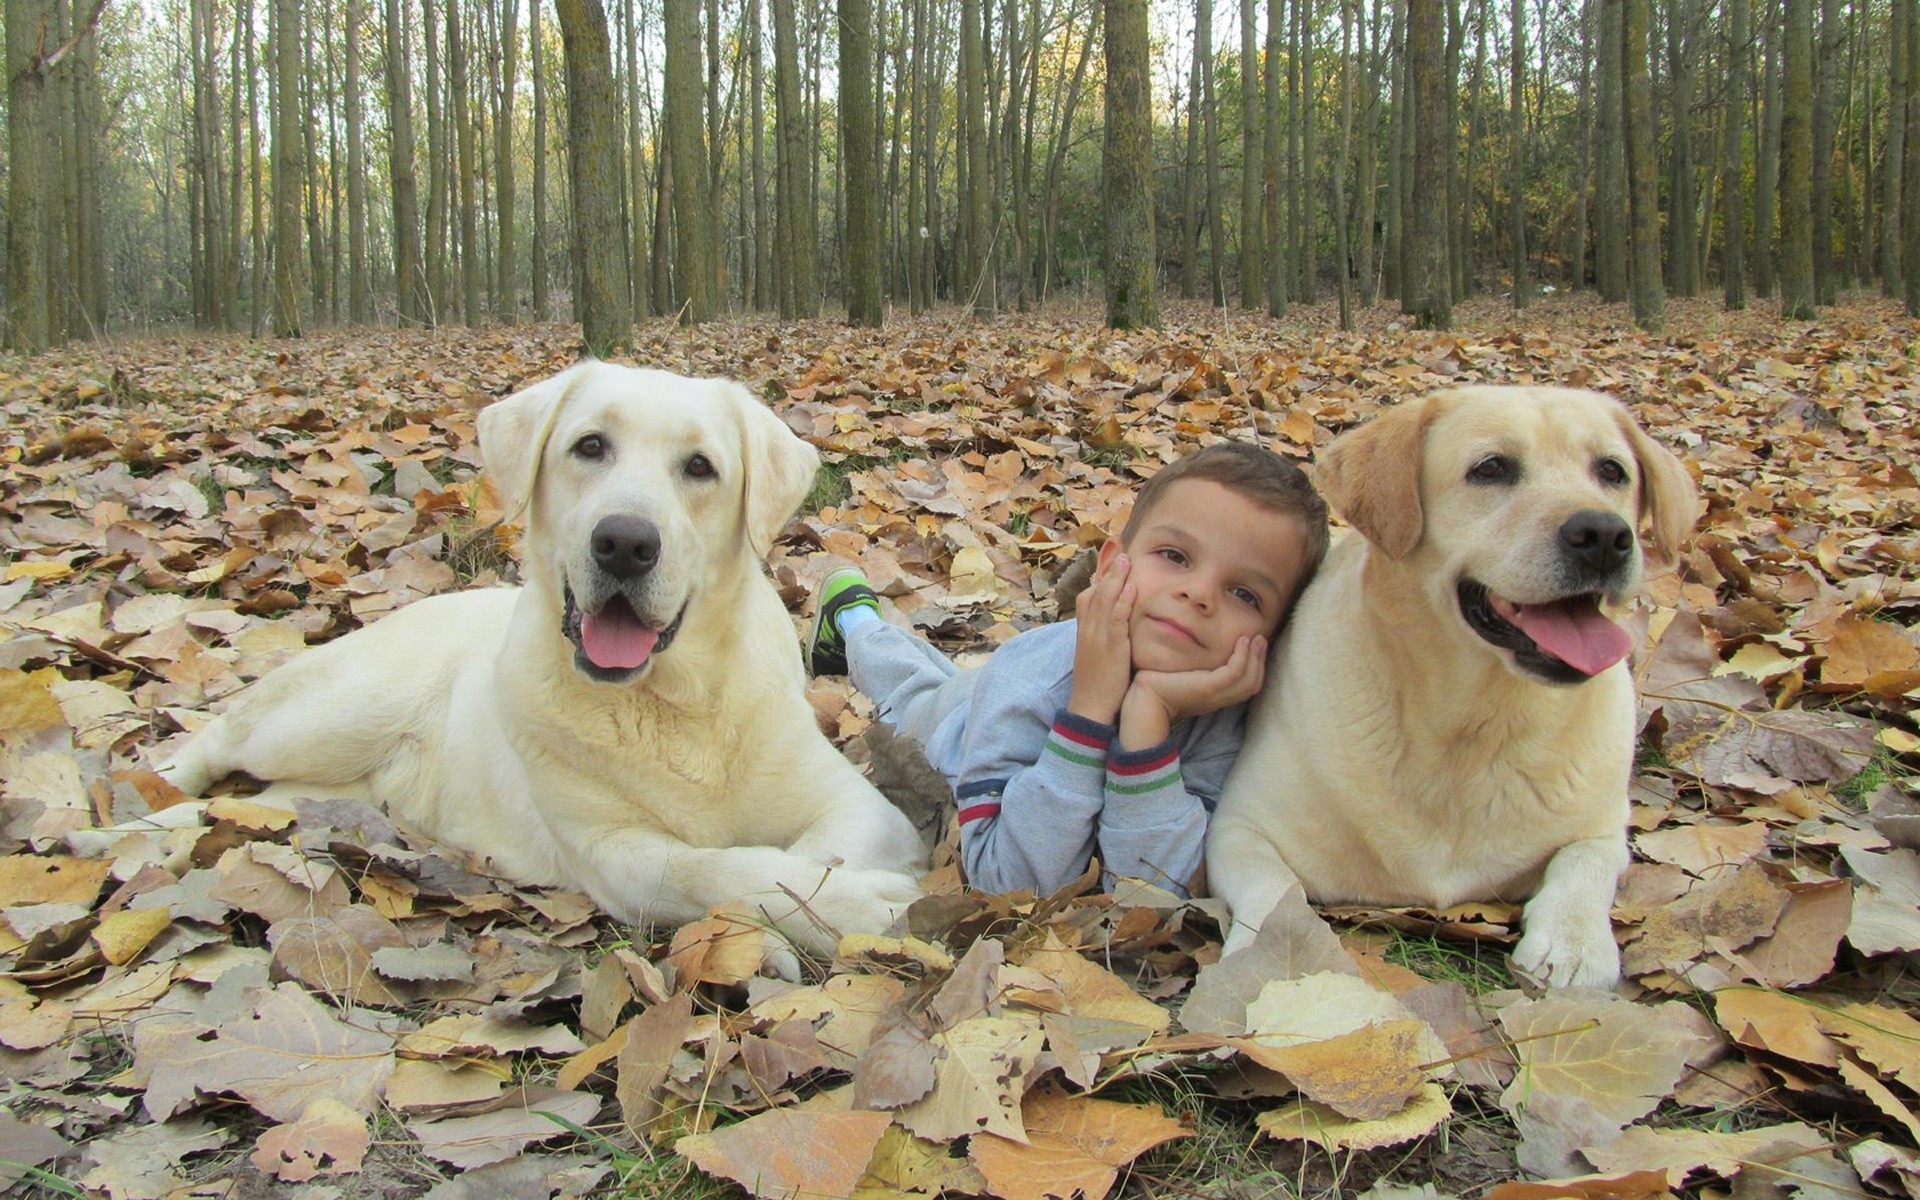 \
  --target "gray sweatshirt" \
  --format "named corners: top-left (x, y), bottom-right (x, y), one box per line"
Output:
top-left (916, 621), bottom-right (1248, 898)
